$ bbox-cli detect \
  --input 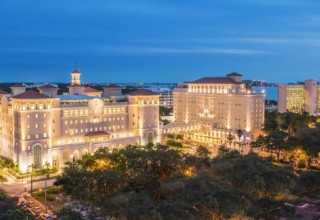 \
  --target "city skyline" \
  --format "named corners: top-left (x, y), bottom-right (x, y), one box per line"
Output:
top-left (1, 0), bottom-right (320, 83)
